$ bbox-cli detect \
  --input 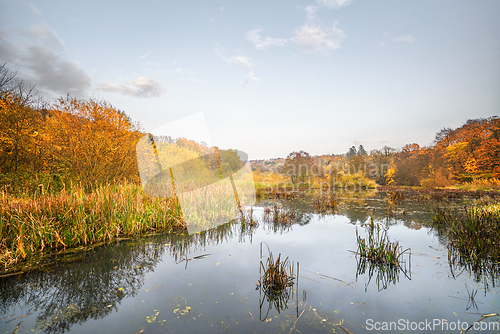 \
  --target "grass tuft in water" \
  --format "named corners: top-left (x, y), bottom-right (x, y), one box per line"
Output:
top-left (257, 242), bottom-right (298, 317)
top-left (314, 194), bottom-right (337, 213)
top-left (355, 222), bottom-right (411, 267)
top-left (263, 206), bottom-right (298, 225)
